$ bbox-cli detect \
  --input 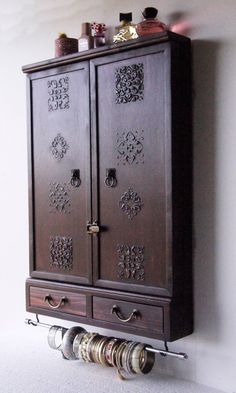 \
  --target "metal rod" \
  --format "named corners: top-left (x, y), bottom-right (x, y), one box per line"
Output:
top-left (25, 318), bottom-right (55, 329)
top-left (25, 318), bottom-right (188, 360)
top-left (145, 347), bottom-right (188, 360)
